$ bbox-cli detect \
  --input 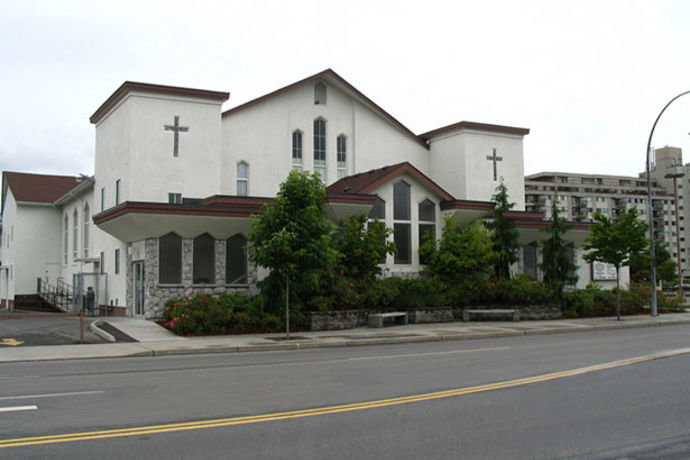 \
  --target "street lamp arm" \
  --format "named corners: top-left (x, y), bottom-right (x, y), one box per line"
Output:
top-left (646, 90), bottom-right (690, 317)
